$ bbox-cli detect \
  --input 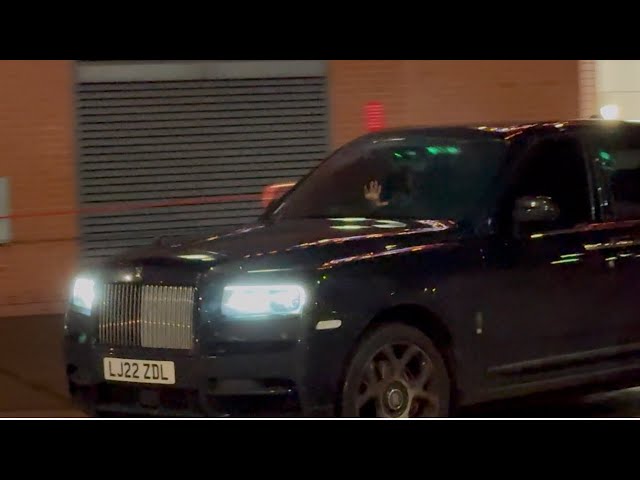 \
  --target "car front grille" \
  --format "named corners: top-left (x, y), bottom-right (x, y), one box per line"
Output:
top-left (97, 284), bottom-right (195, 350)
